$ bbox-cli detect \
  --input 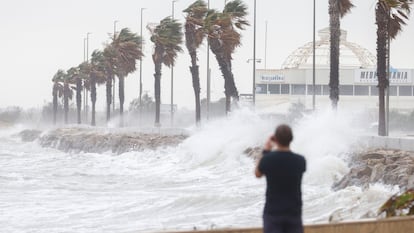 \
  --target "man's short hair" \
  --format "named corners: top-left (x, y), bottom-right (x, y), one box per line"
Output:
top-left (274, 124), bottom-right (293, 147)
